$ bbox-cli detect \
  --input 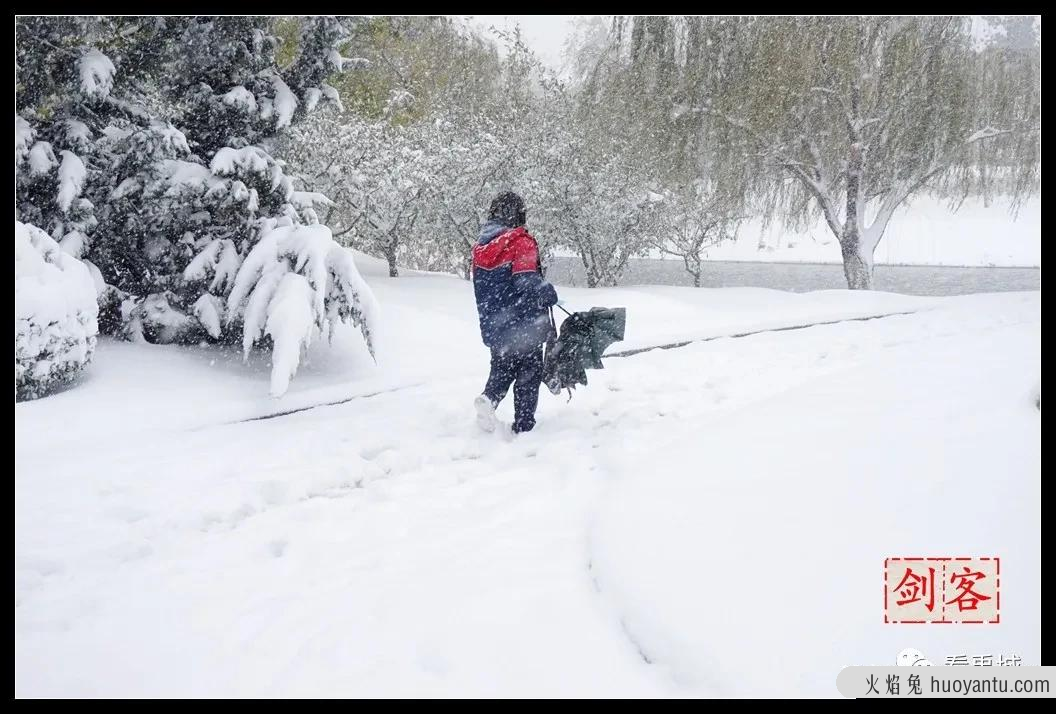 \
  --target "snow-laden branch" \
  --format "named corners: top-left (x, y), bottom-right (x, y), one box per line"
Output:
top-left (965, 126), bottom-right (1014, 144)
